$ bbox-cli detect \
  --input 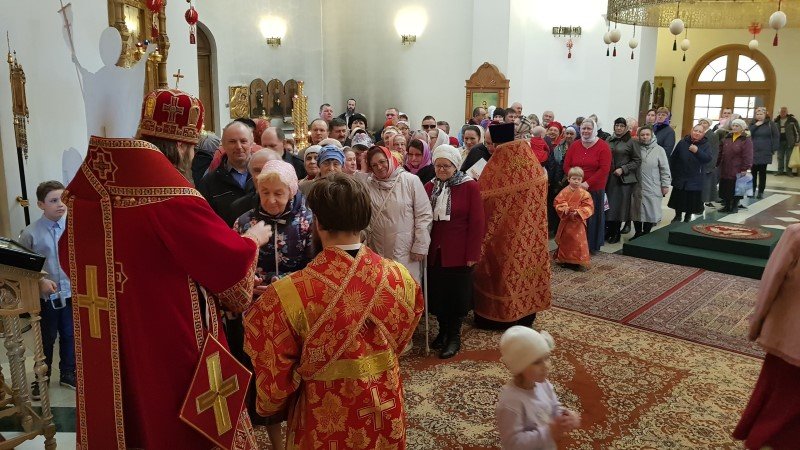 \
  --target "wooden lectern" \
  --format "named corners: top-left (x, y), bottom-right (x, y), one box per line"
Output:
top-left (0, 237), bottom-right (57, 449)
